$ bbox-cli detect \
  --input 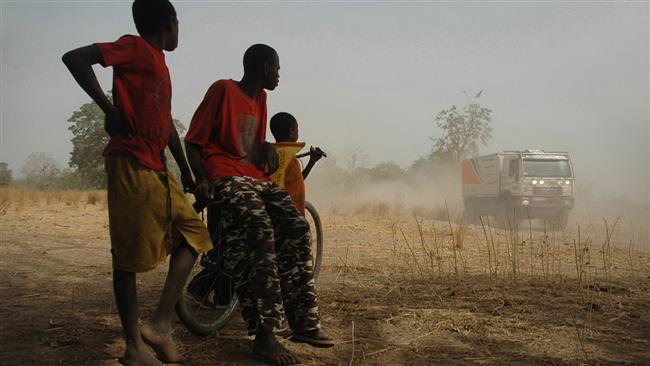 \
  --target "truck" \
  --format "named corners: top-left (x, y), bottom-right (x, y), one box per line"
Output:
top-left (462, 150), bottom-right (575, 229)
